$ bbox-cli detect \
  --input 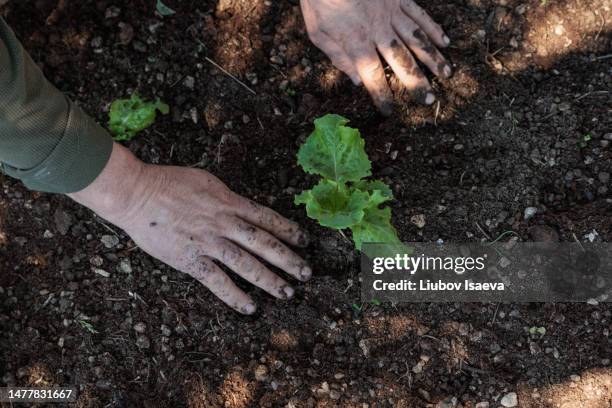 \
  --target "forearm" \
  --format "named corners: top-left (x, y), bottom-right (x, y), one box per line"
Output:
top-left (0, 17), bottom-right (112, 193)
